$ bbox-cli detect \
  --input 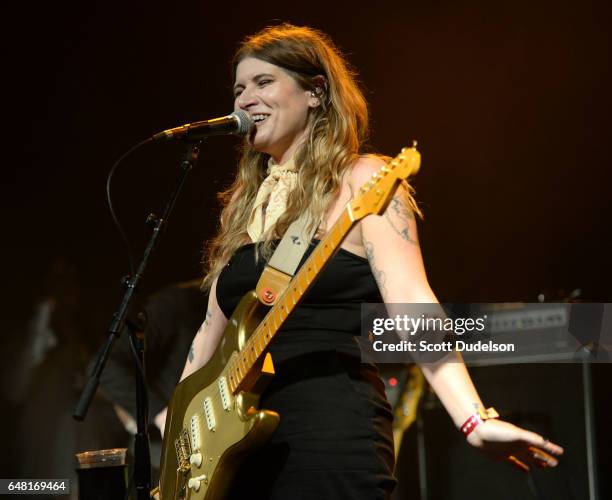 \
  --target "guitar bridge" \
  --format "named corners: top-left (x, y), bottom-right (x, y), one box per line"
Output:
top-left (174, 428), bottom-right (192, 473)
